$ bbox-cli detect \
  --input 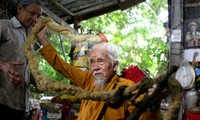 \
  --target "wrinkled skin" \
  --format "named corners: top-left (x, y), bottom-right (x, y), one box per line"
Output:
top-left (17, 3), bottom-right (43, 28)
top-left (0, 61), bottom-right (23, 84)
top-left (0, 3), bottom-right (42, 84)
top-left (88, 46), bottom-right (118, 83)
